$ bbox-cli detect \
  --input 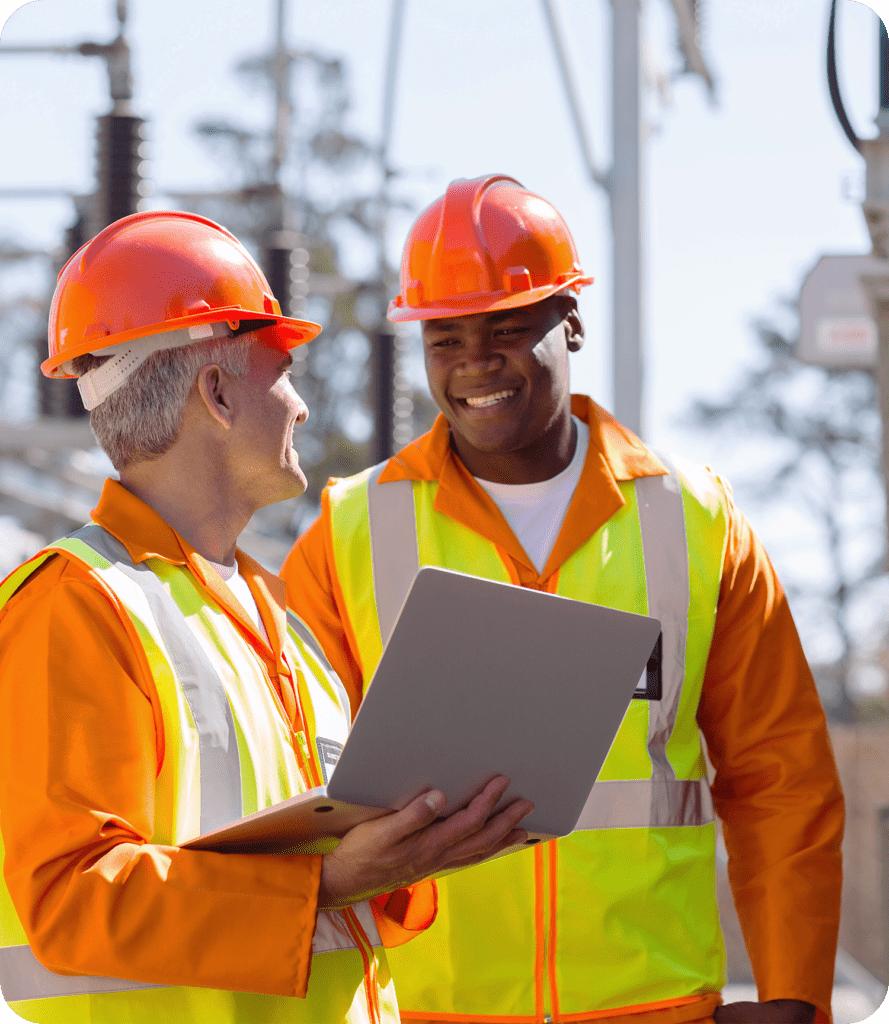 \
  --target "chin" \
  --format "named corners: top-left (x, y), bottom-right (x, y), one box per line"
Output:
top-left (254, 472), bottom-right (307, 510)
top-left (462, 430), bottom-right (523, 454)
